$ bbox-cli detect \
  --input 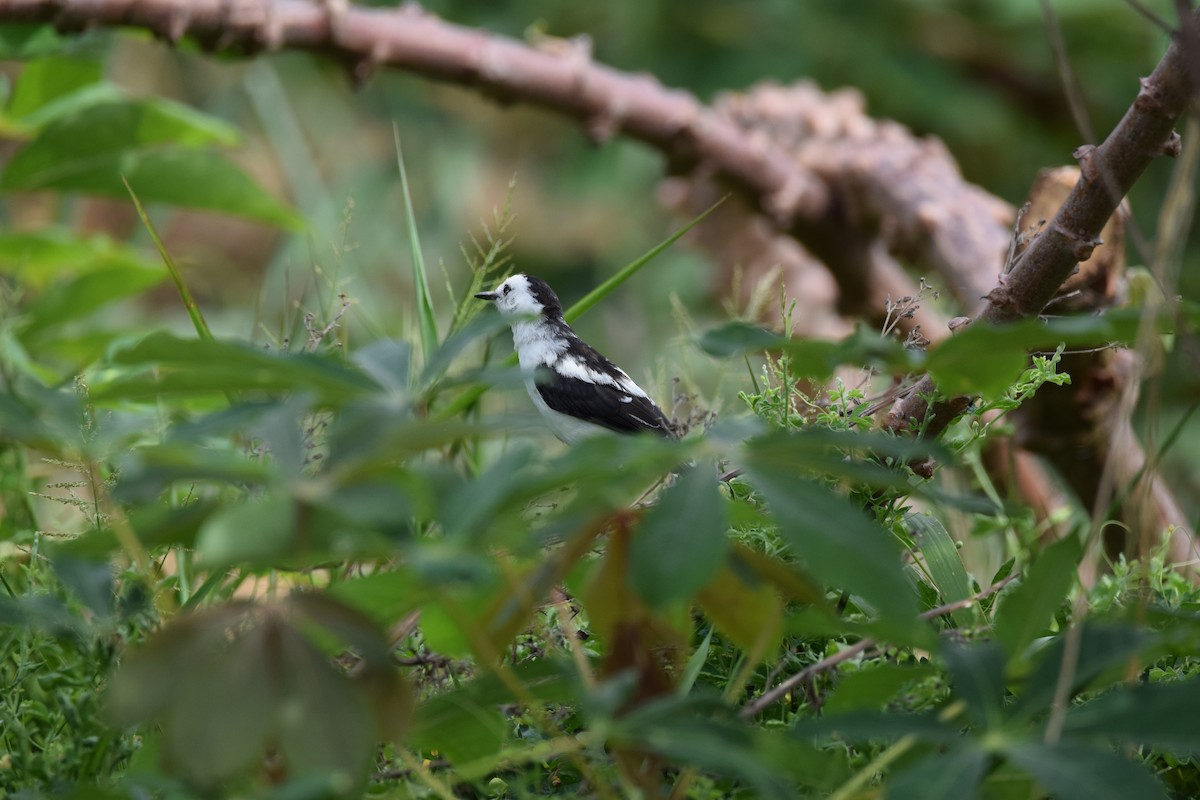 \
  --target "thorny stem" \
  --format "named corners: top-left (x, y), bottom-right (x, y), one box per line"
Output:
top-left (741, 574), bottom-right (1017, 718)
